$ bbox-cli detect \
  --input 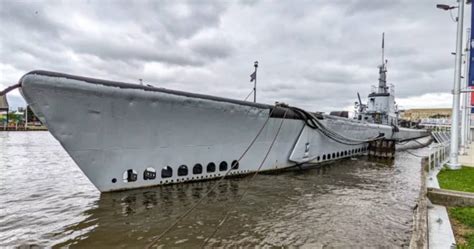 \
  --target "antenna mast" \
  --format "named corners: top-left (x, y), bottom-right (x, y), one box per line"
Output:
top-left (378, 33), bottom-right (388, 94)
top-left (381, 32), bottom-right (385, 64)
